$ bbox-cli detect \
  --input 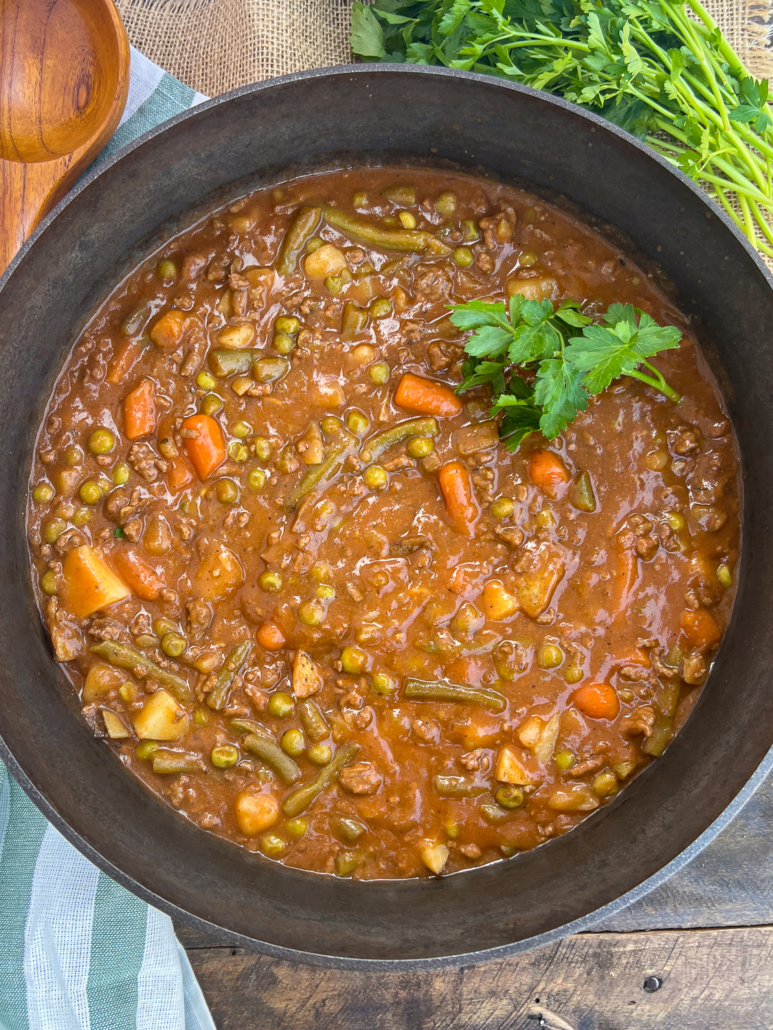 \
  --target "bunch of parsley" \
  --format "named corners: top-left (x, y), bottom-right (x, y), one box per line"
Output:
top-left (351, 0), bottom-right (773, 258)
top-left (450, 296), bottom-right (681, 448)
